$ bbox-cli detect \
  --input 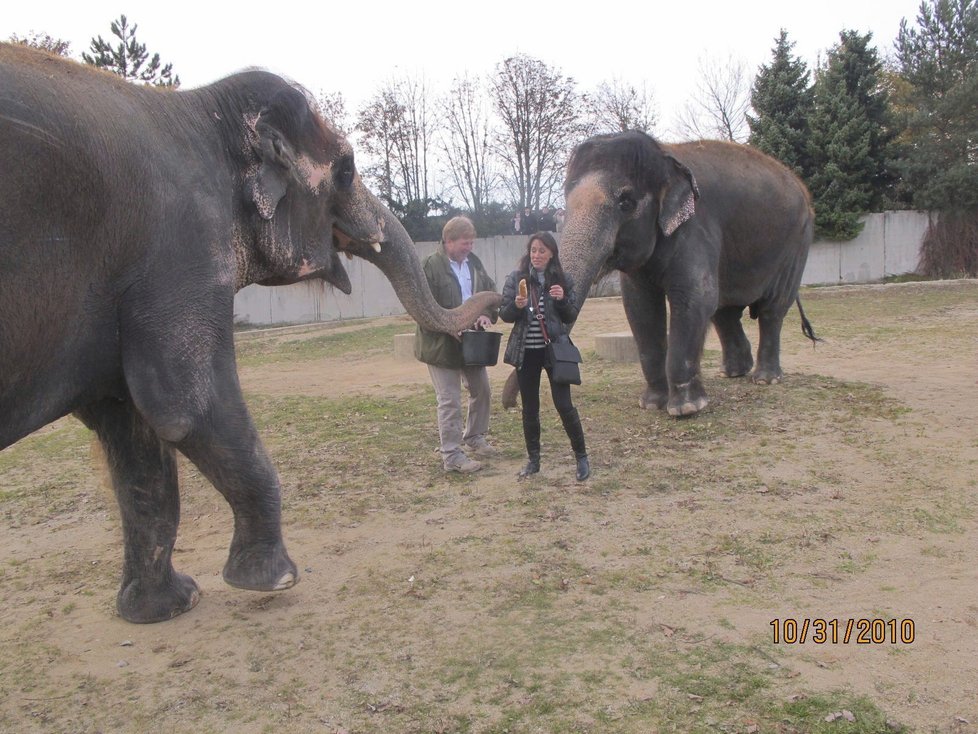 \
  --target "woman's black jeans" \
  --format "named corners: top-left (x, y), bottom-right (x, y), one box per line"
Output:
top-left (516, 347), bottom-right (586, 459)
